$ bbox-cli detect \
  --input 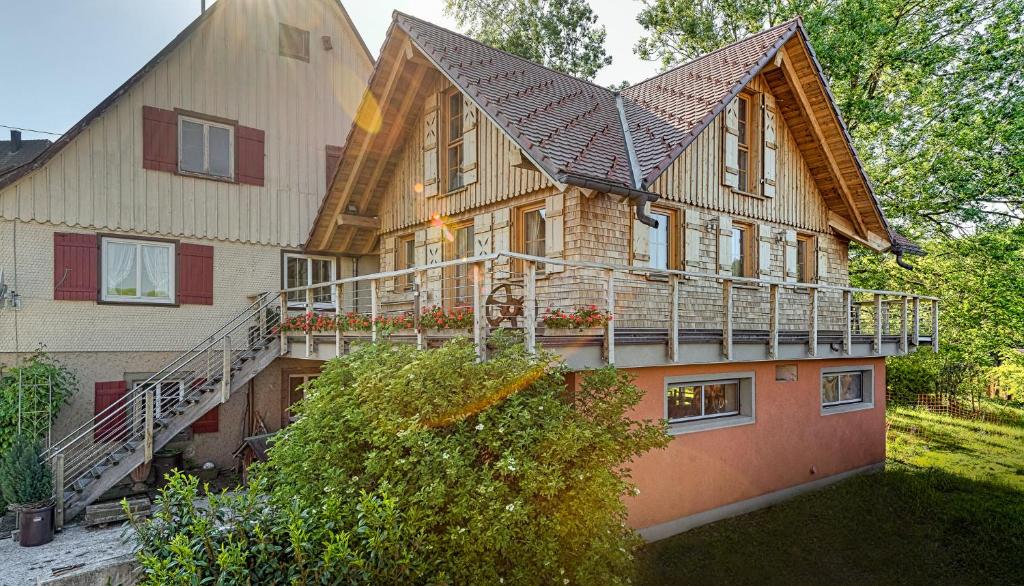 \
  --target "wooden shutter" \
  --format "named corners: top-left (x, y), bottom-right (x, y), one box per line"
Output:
top-left (631, 202), bottom-right (650, 266)
top-left (721, 100), bottom-right (740, 189)
top-left (381, 236), bottom-right (396, 293)
top-left (54, 232), bottom-right (98, 301)
top-left (325, 144), bottom-right (343, 190)
top-left (717, 216), bottom-right (734, 275)
top-left (761, 94), bottom-right (778, 198)
top-left (177, 243), bottom-right (214, 305)
top-left (94, 381), bottom-right (128, 442)
top-left (545, 193), bottom-right (564, 273)
top-left (816, 240), bottom-right (829, 284)
top-left (492, 208), bottom-right (511, 279)
top-left (192, 405), bottom-right (219, 433)
top-left (236, 126), bottom-right (265, 186)
top-left (684, 209), bottom-right (702, 271)
top-left (142, 106), bottom-right (177, 172)
top-left (758, 224), bottom-right (773, 279)
top-left (784, 229), bottom-right (798, 283)
top-left (422, 94), bottom-right (439, 197)
top-left (424, 226), bottom-right (443, 303)
top-left (462, 97), bottom-right (478, 186)
top-left (473, 212), bottom-right (493, 255)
